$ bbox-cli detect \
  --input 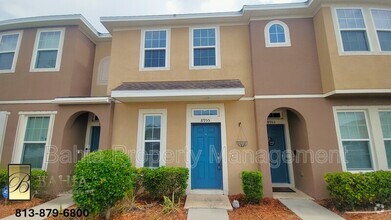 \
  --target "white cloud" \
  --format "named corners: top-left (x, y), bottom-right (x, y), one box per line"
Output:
top-left (0, 0), bottom-right (305, 33)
